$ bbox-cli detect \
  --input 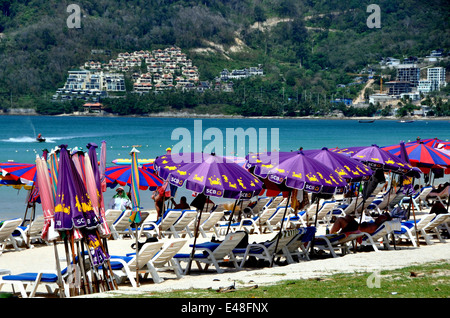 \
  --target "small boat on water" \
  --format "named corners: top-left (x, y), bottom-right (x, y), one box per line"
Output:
top-left (398, 120), bottom-right (414, 123)
top-left (358, 119), bottom-right (375, 123)
top-left (36, 134), bottom-right (46, 142)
